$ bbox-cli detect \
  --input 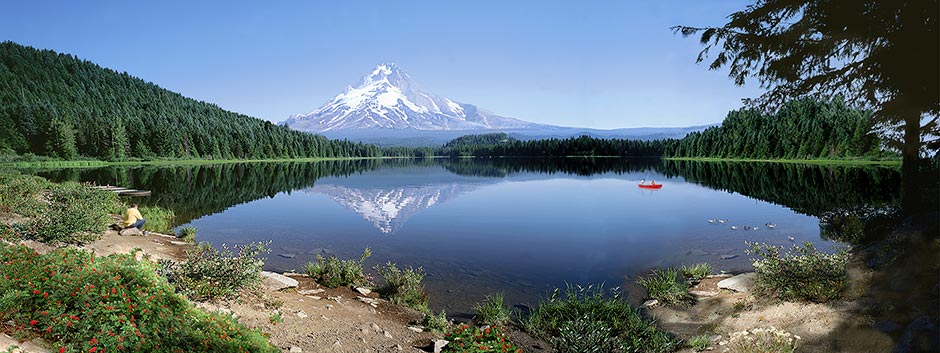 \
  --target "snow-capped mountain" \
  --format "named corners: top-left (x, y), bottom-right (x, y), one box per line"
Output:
top-left (284, 63), bottom-right (540, 132)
